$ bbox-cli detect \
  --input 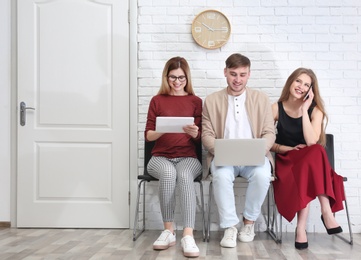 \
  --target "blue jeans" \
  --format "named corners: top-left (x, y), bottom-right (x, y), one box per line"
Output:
top-left (210, 157), bottom-right (271, 228)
